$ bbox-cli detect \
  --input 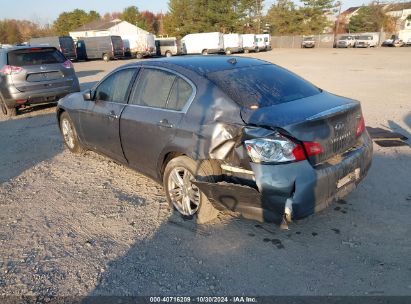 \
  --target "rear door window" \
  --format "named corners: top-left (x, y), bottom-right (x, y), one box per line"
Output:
top-left (129, 68), bottom-right (176, 108)
top-left (167, 77), bottom-right (193, 111)
top-left (7, 48), bottom-right (66, 66)
top-left (207, 64), bottom-right (321, 108)
top-left (94, 68), bottom-right (136, 103)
